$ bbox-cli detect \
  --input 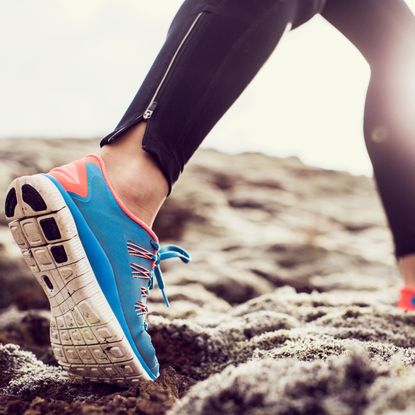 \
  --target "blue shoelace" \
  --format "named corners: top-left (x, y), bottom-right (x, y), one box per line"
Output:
top-left (150, 241), bottom-right (191, 307)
